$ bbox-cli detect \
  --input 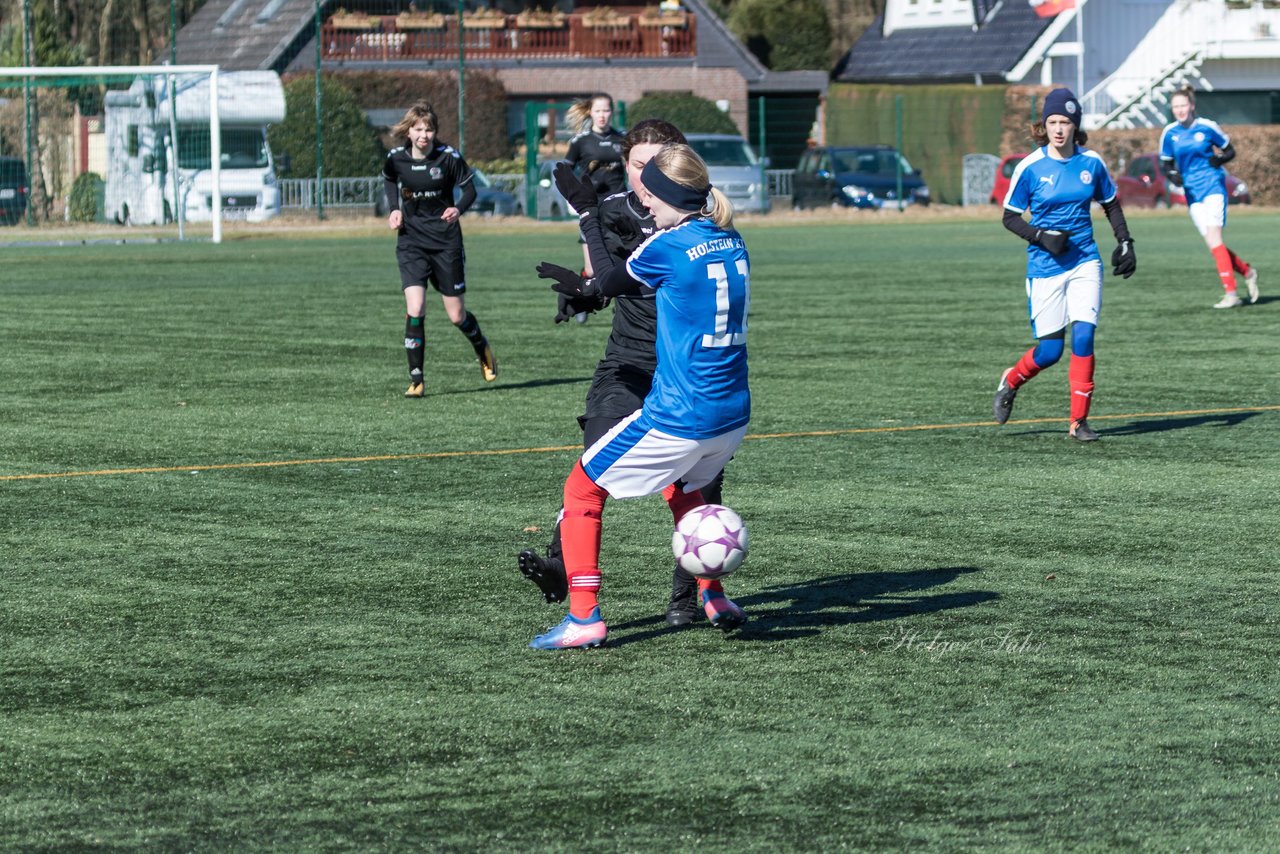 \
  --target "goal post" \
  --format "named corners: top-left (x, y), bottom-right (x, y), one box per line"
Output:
top-left (0, 64), bottom-right (283, 244)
